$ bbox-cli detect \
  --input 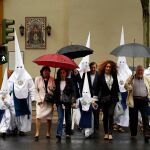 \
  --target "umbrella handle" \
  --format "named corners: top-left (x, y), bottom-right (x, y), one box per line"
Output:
top-left (54, 68), bottom-right (56, 79)
top-left (132, 57), bottom-right (135, 75)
